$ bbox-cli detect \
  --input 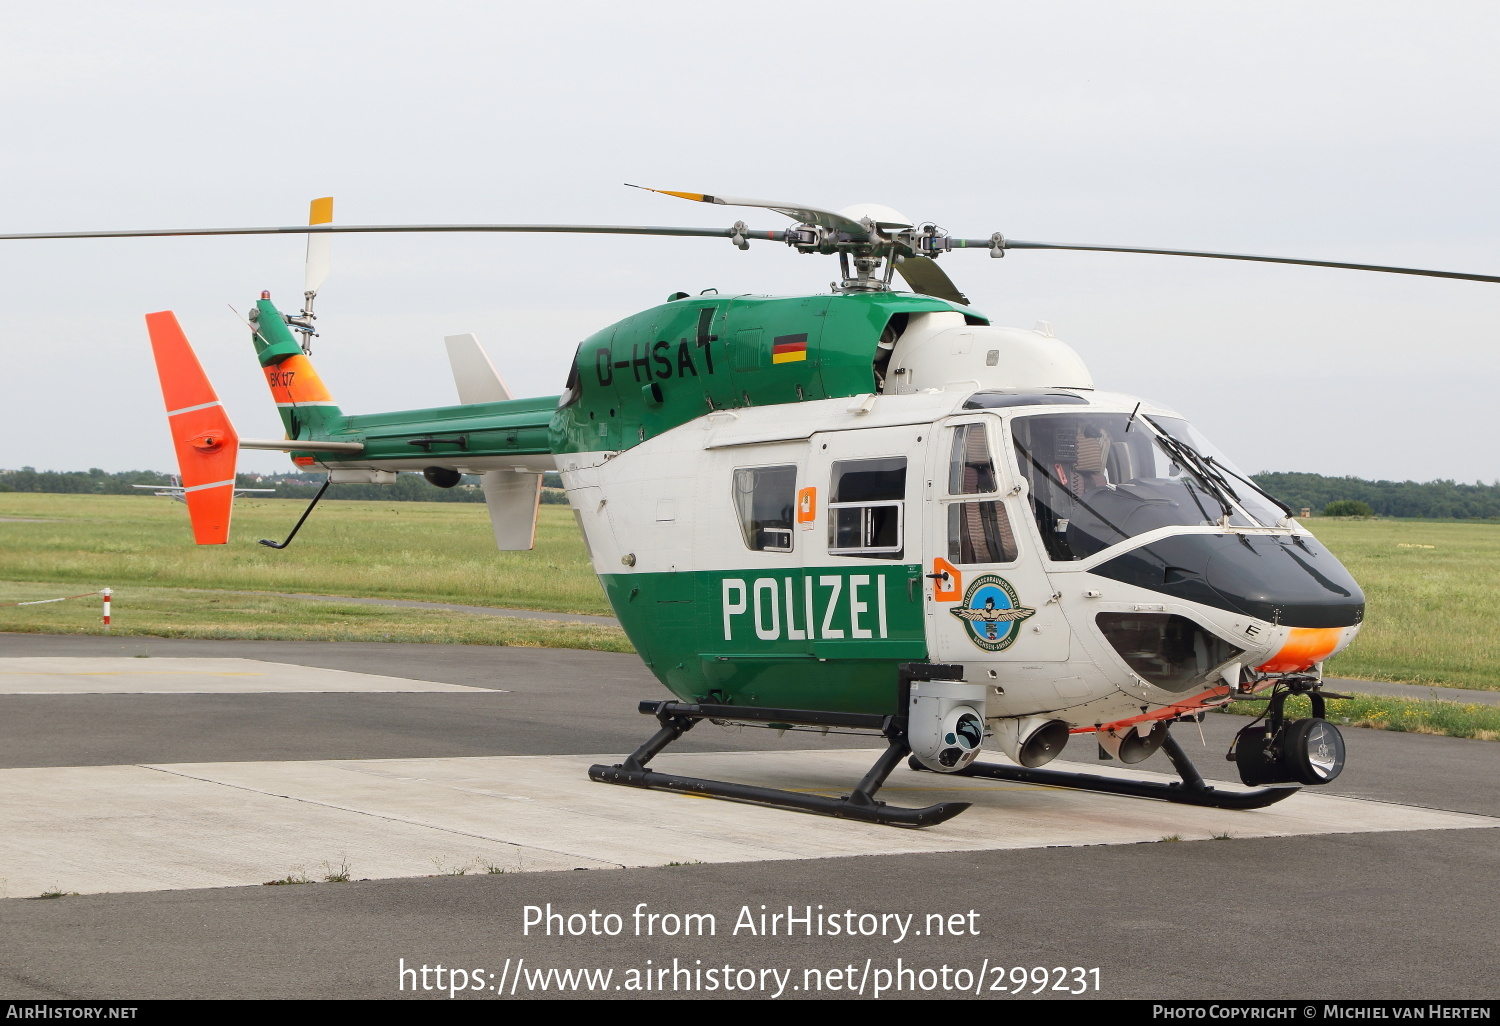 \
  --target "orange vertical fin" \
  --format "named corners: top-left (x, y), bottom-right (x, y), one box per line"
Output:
top-left (145, 311), bottom-right (240, 545)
